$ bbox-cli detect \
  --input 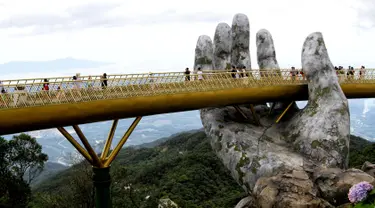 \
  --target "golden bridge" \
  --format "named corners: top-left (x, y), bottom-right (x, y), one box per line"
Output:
top-left (0, 69), bottom-right (374, 135)
top-left (2, 68), bottom-right (375, 208)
